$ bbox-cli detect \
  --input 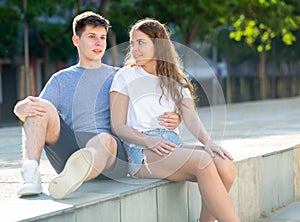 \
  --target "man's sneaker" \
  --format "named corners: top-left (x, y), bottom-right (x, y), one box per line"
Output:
top-left (48, 148), bottom-right (94, 199)
top-left (17, 160), bottom-right (42, 197)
